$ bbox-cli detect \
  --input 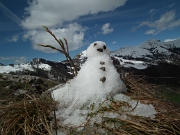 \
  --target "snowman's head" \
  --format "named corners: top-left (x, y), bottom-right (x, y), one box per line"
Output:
top-left (87, 41), bottom-right (110, 58)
